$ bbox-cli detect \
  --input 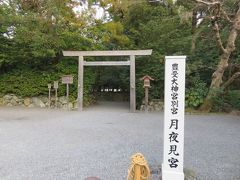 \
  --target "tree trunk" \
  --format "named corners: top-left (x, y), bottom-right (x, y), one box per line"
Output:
top-left (191, 9), bottom-right (198, 53)
top-left (200, 7), bottom-right (240, 112)
top-left (221, 72), bottom-right (240, 90)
